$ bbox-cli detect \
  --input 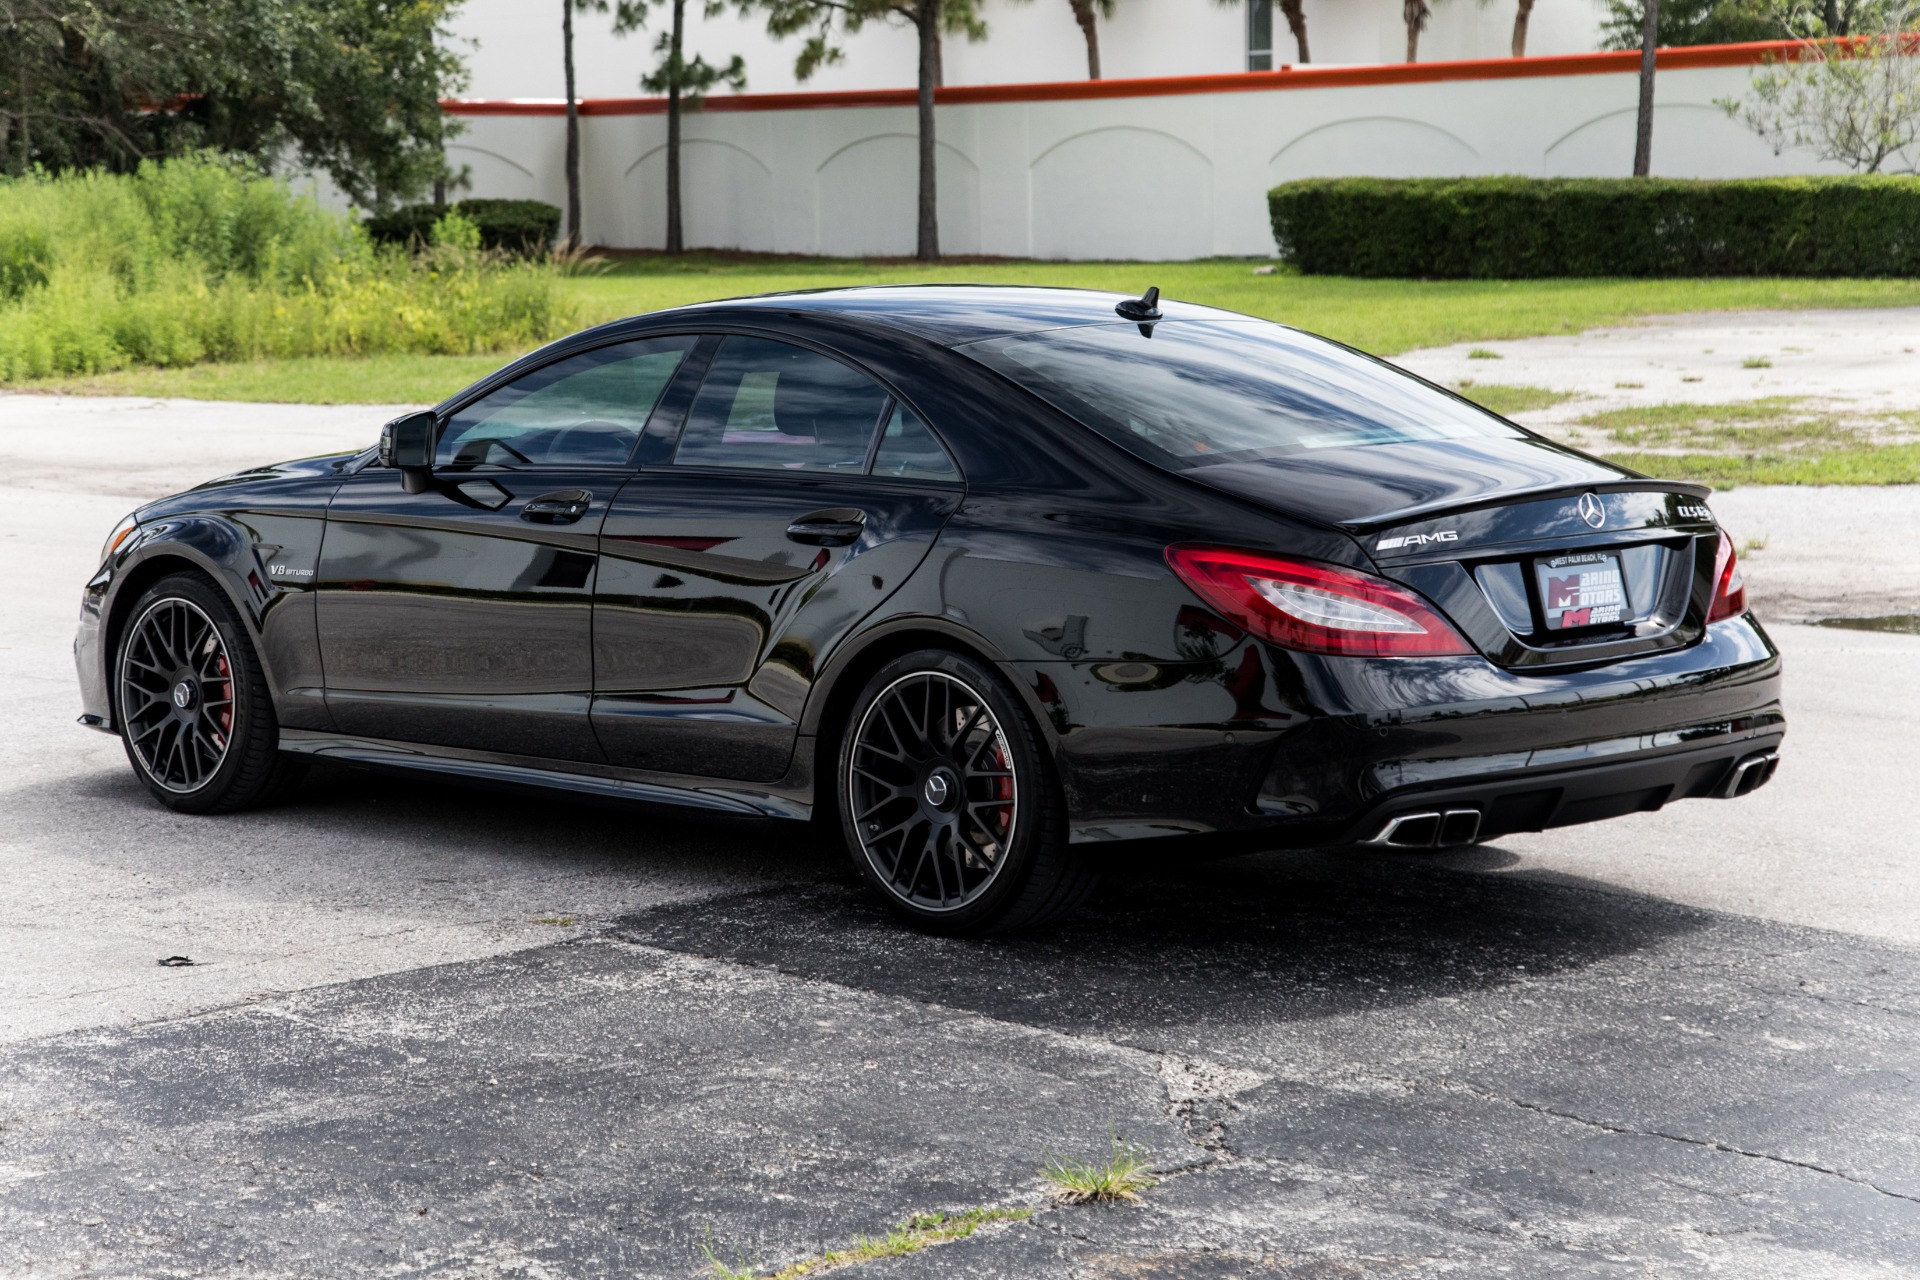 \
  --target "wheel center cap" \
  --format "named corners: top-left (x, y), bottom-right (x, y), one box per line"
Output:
top-left (172, 680), bottom-right (196, 711)
top-left (923, 770), bottom-right (955, 810)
